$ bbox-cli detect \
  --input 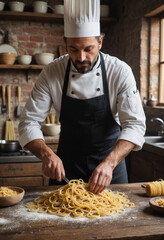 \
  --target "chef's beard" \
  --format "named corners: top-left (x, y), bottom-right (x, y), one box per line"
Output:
top-left (72, 55), bottom-right (99, 73)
